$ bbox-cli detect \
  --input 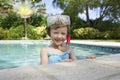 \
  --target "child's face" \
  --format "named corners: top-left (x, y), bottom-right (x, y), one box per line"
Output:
top-left (50, 26), bottom-right (67, 46)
